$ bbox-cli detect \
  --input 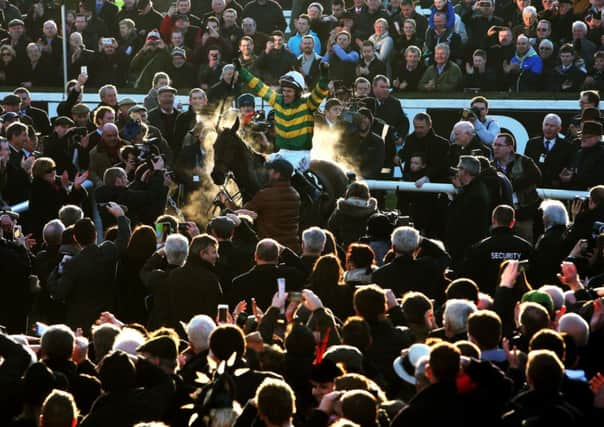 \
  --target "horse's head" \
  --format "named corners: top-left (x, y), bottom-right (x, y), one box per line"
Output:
top-left (210, 118), bottom-right (241, 185)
